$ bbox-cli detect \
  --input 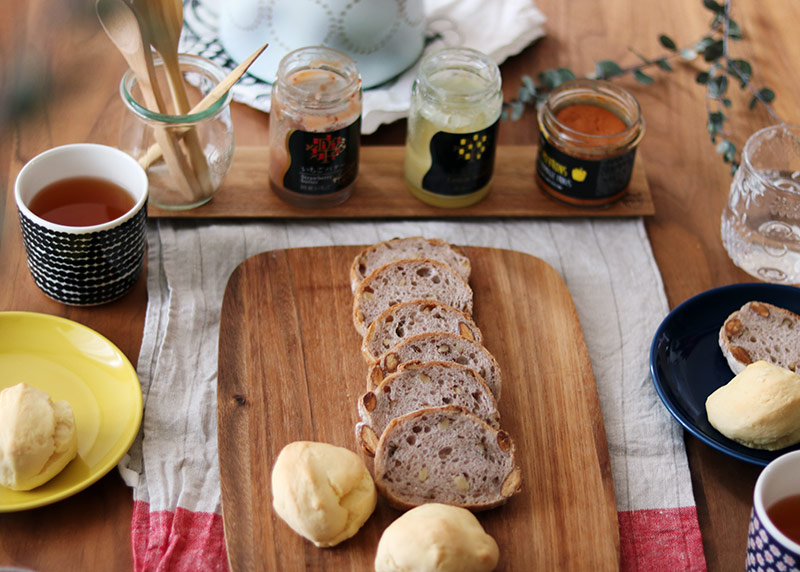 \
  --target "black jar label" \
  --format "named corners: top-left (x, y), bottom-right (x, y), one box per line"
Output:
top-left (282, 118), bottom-right (360, 195)
top-left (421, 120), bottom-right (499, 196)
top-left (536, 132), bottom-right (636, 201)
